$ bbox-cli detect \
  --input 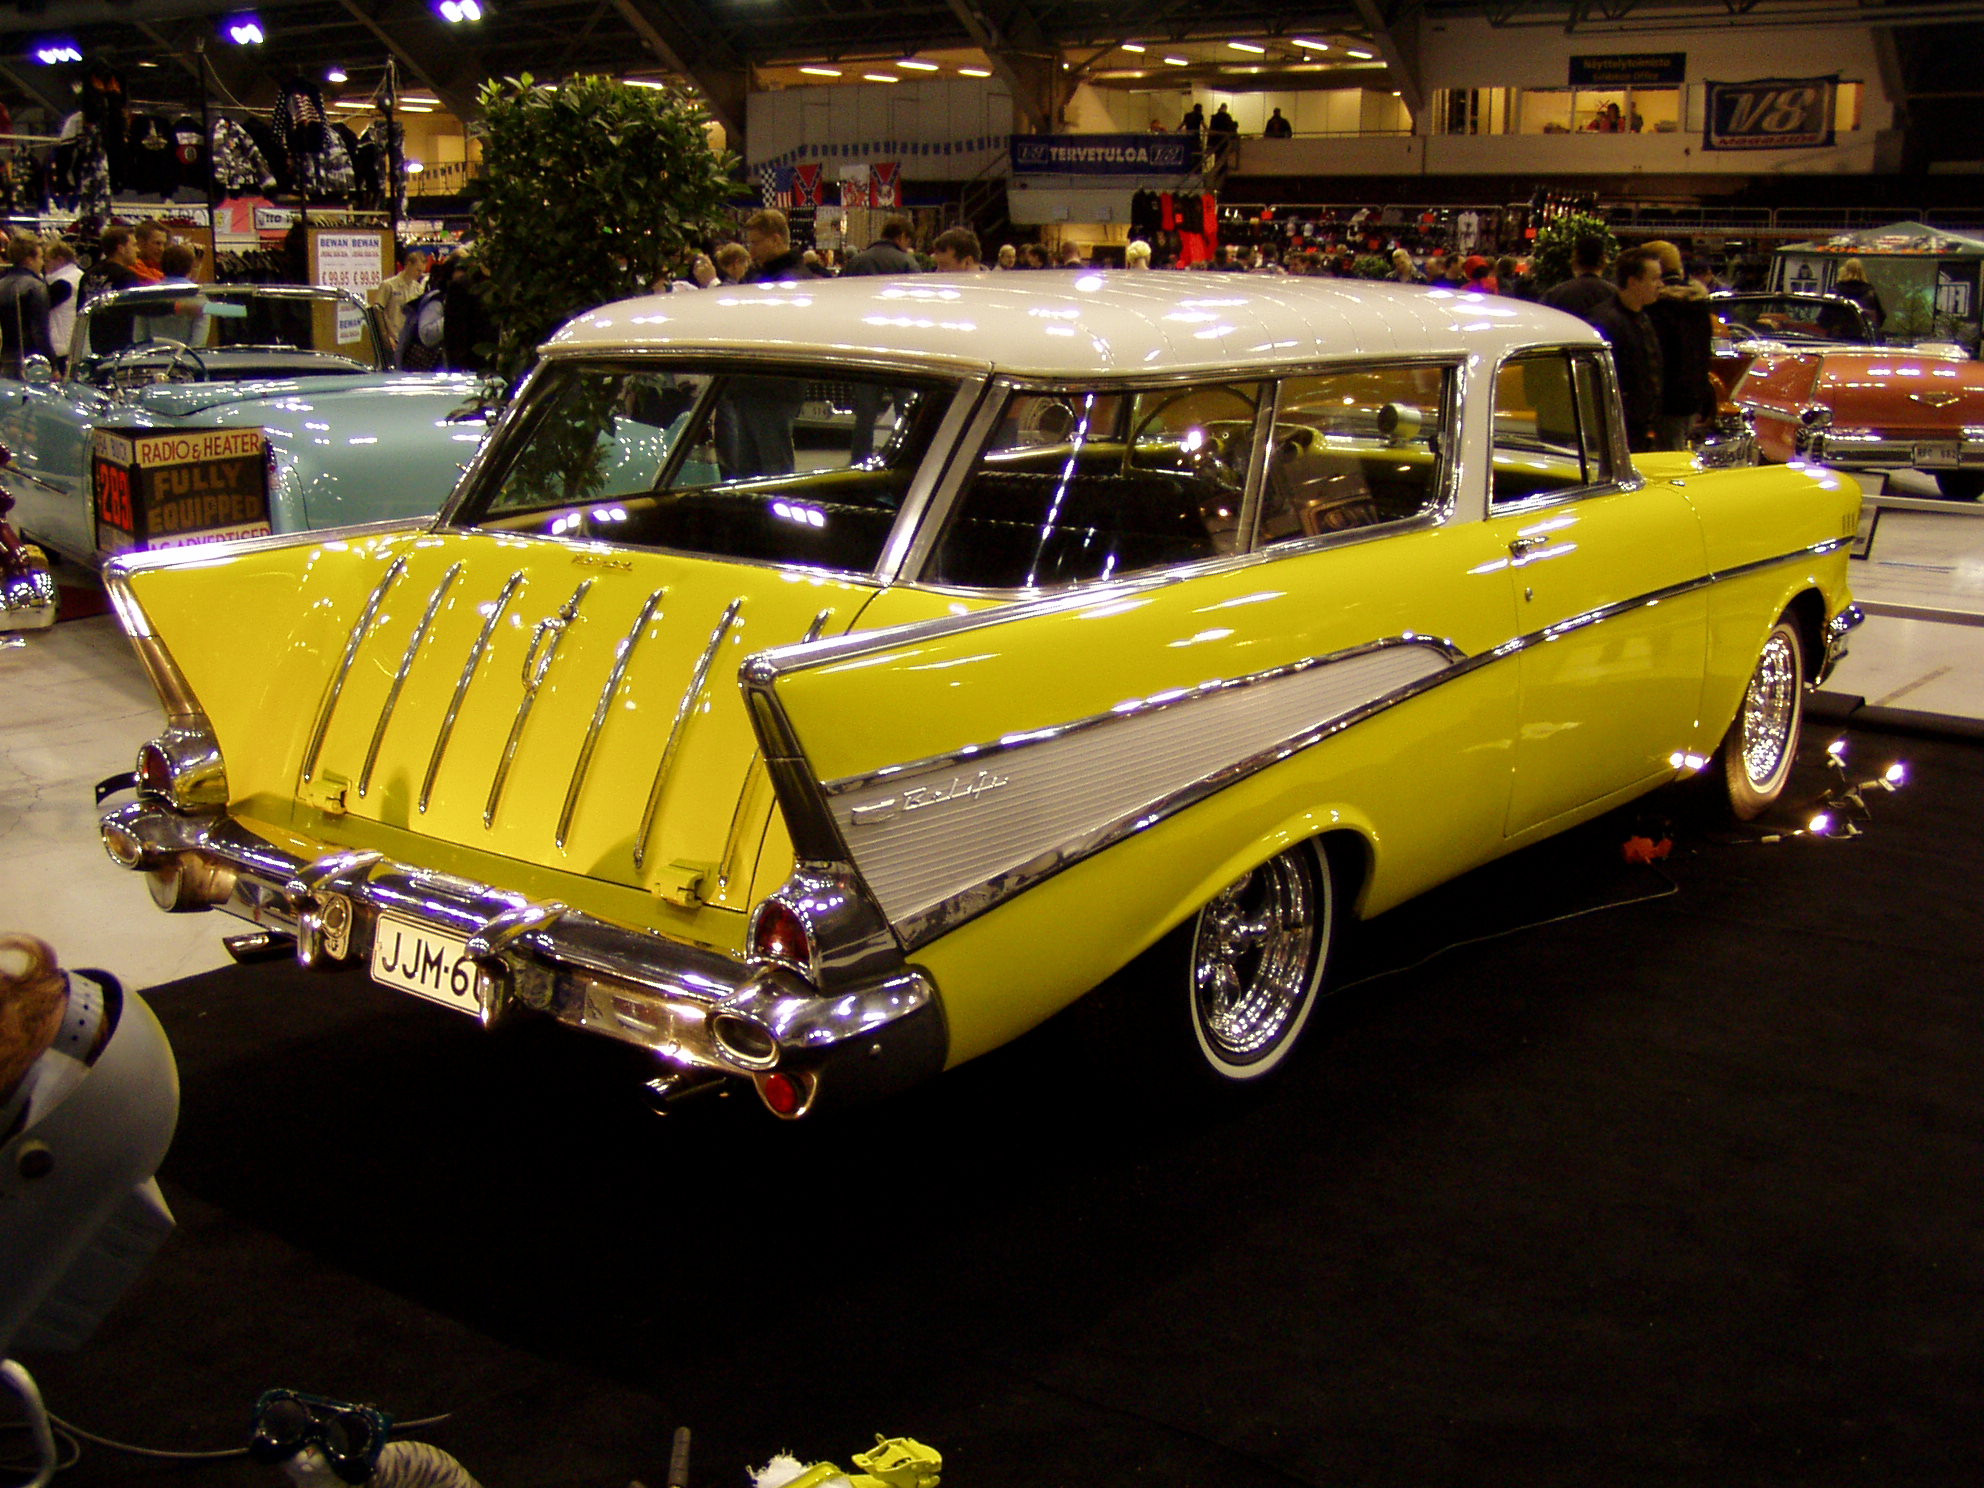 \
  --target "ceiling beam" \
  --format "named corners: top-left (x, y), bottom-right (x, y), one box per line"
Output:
top-left (1351, 0), bottom-right (1424, 117)
top-left (333, 0), bottom-right (483, 122)
top-left (941, 0), bottom-right (1067, 129)
top-left (606, 0), bottom-right (748, 146)
top-left (0, 60), bottom-right (77, 119)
